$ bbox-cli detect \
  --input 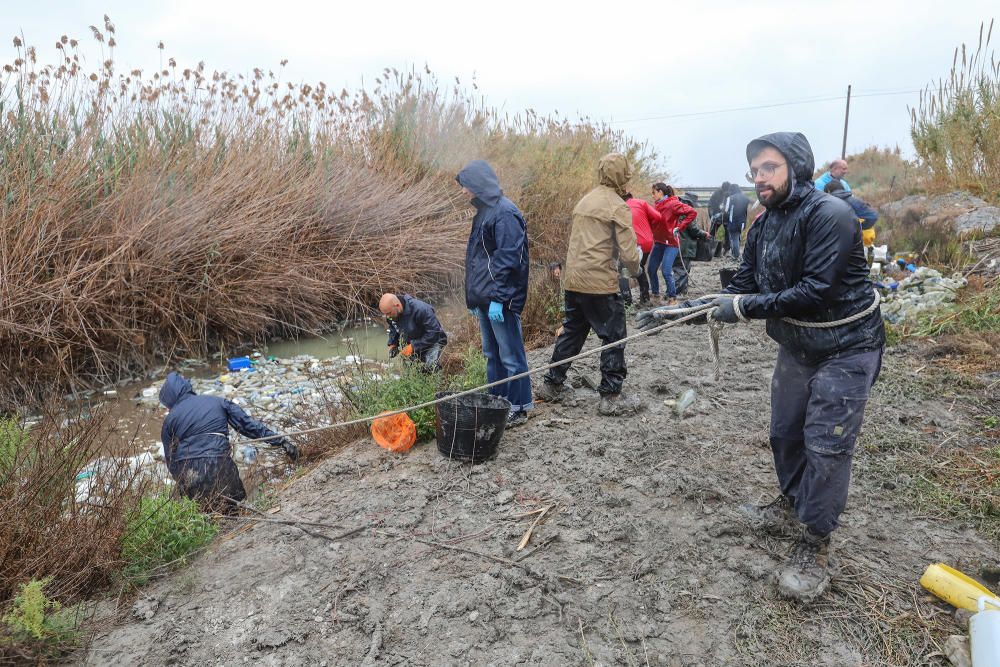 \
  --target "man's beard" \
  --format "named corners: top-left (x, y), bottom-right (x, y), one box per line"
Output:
top-left (756, 179), bottom-right (791, 208)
